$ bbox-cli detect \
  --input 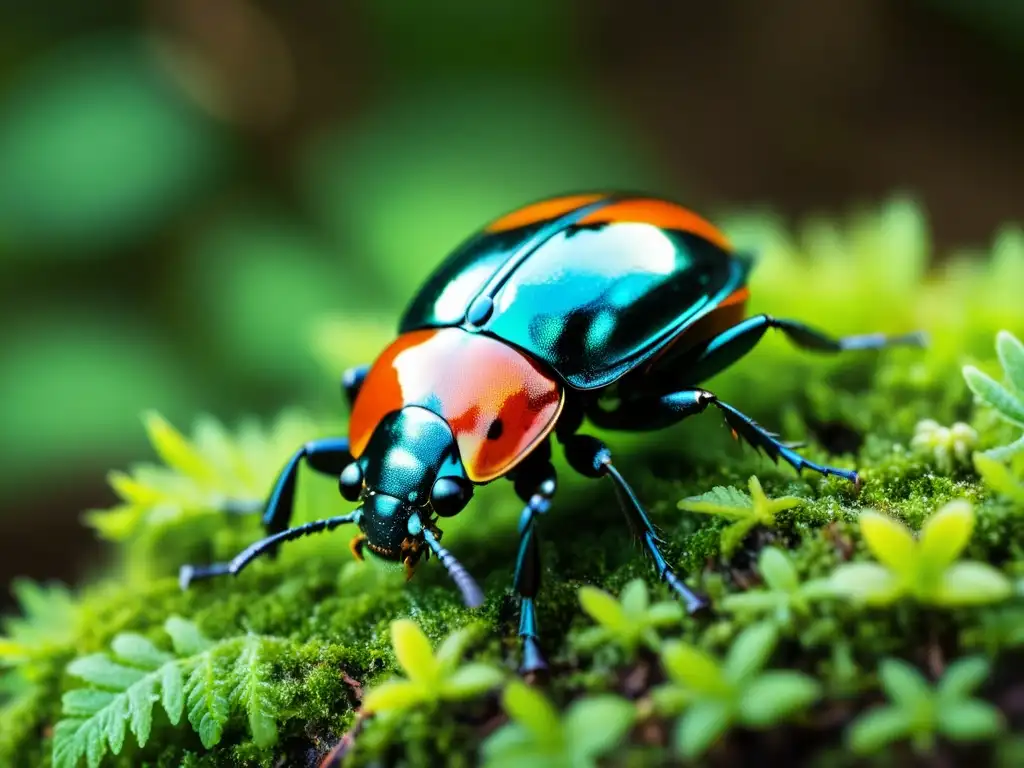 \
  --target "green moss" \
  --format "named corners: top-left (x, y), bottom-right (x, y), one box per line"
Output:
top-left (3, 197), bottom-right (1024, 766)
